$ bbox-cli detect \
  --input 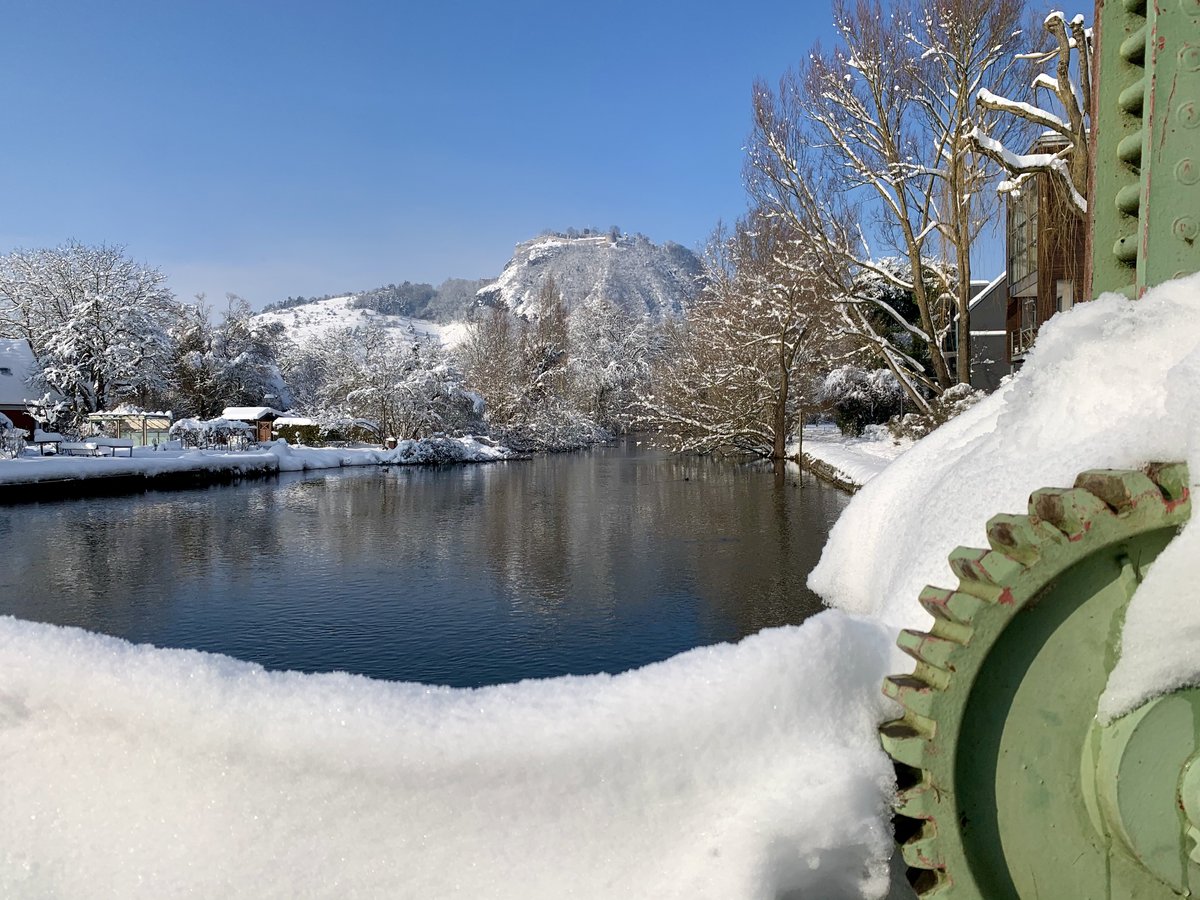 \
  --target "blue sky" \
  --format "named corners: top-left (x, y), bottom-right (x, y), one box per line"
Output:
top-left (0, 1), bottom-right (1002, 308)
